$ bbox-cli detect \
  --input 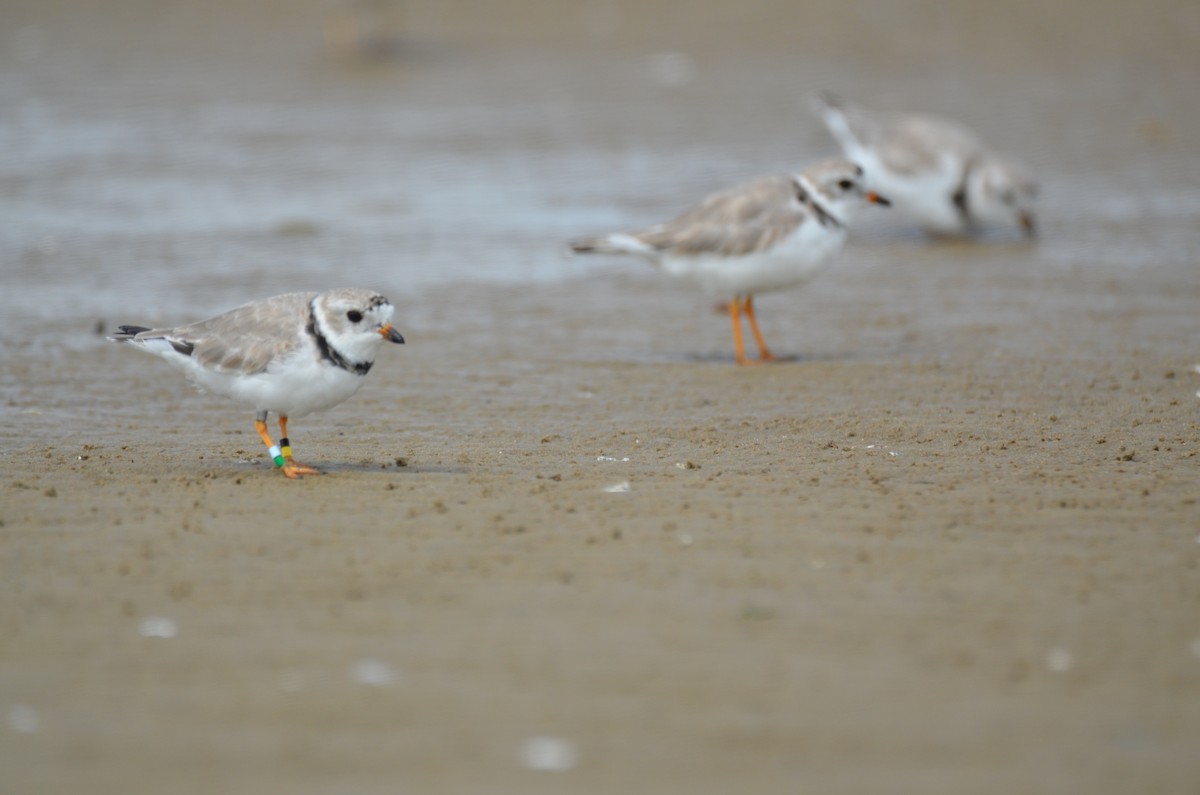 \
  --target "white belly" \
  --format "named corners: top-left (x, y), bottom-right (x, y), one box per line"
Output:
top-left (659, 223), bottom-right (848, 297)
top-left (184, 354), bottom-right (366, 417)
